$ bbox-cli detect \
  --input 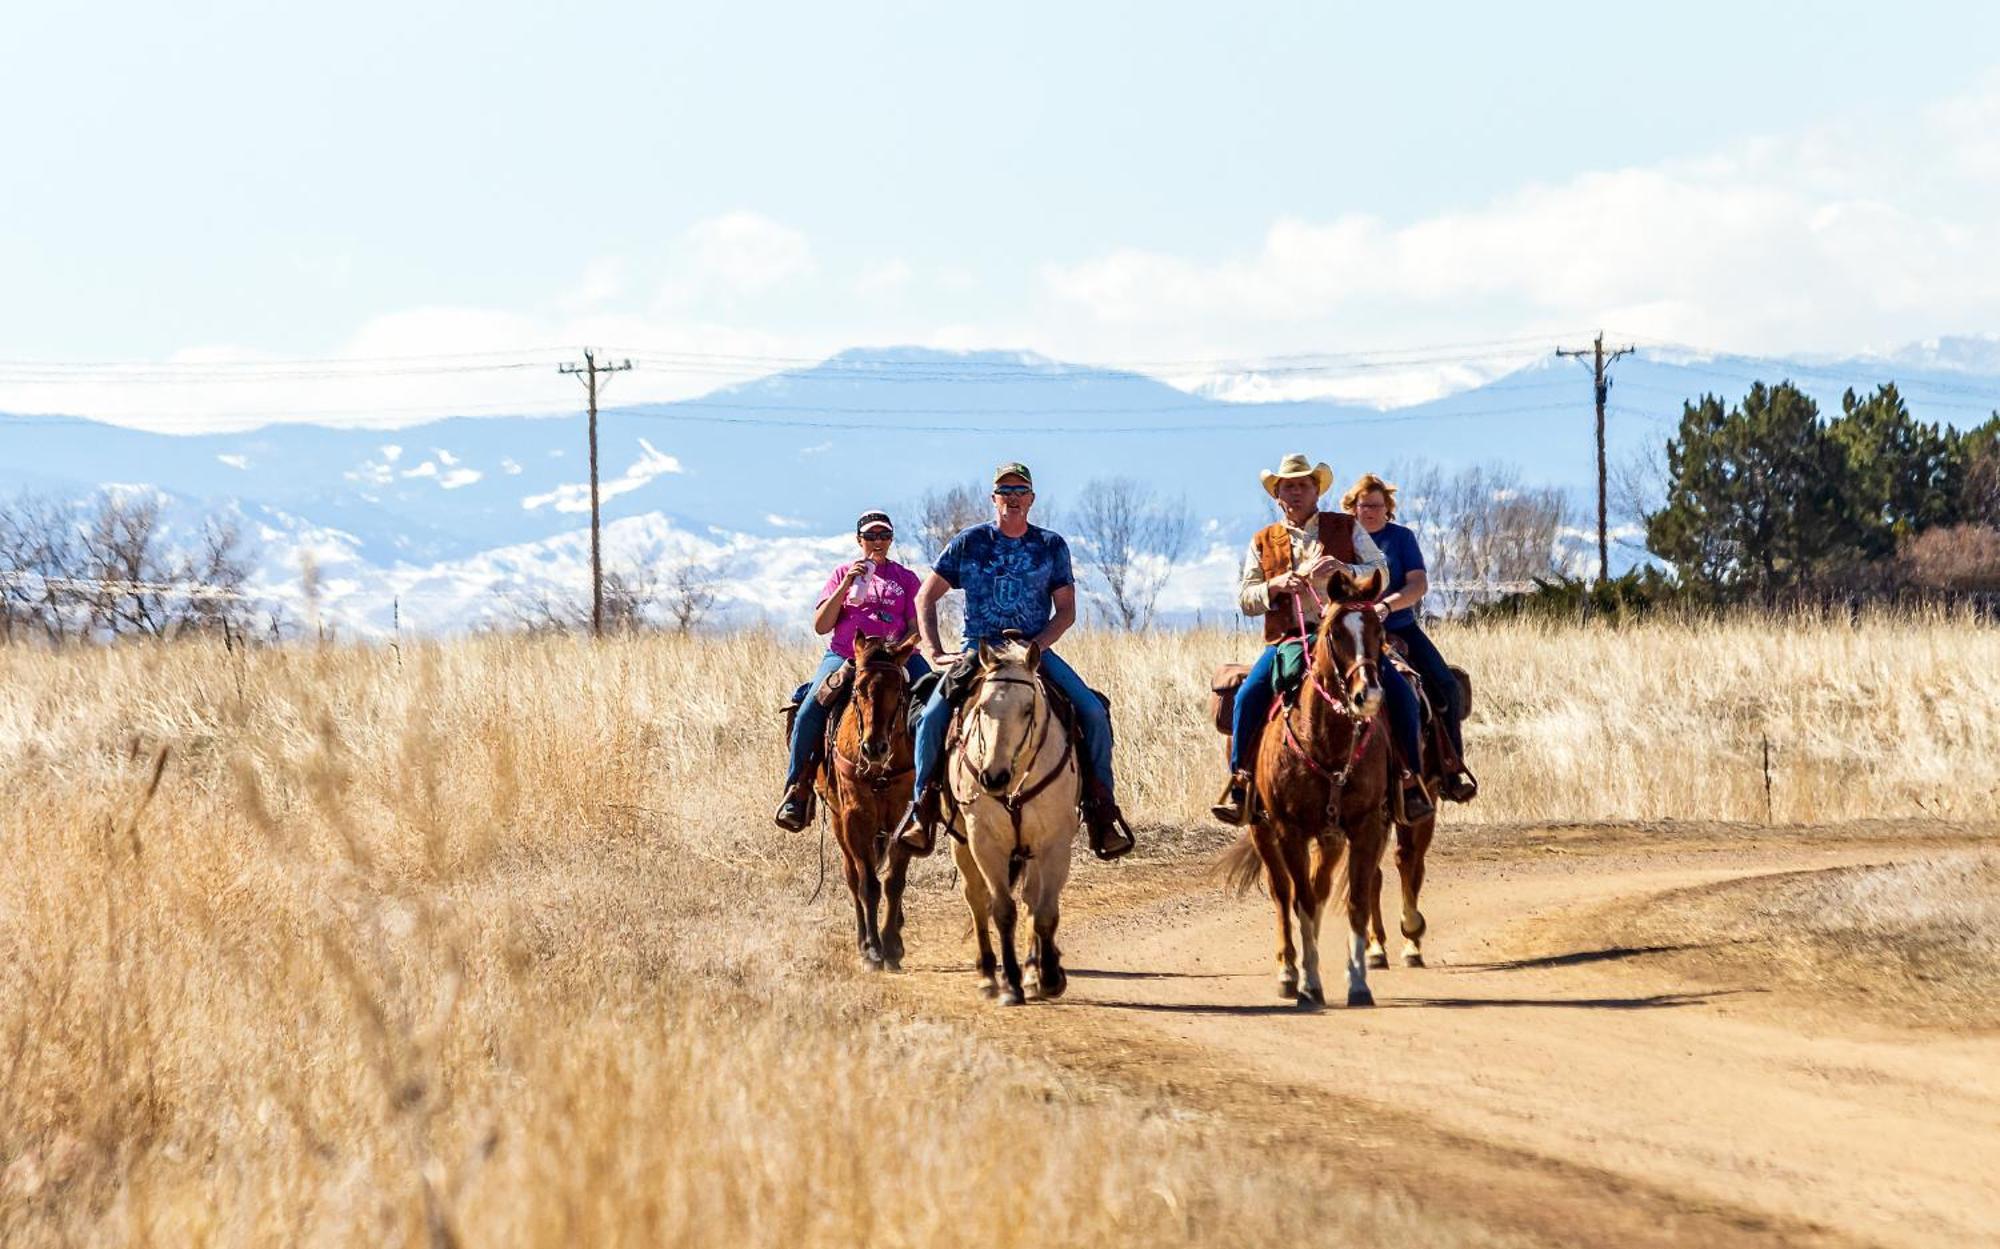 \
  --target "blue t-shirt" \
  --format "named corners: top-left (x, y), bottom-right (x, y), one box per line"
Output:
top-left (1371, 521), bottom-right (1426, 629)
top-left (933, 522), bottom-right (1075, 644)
